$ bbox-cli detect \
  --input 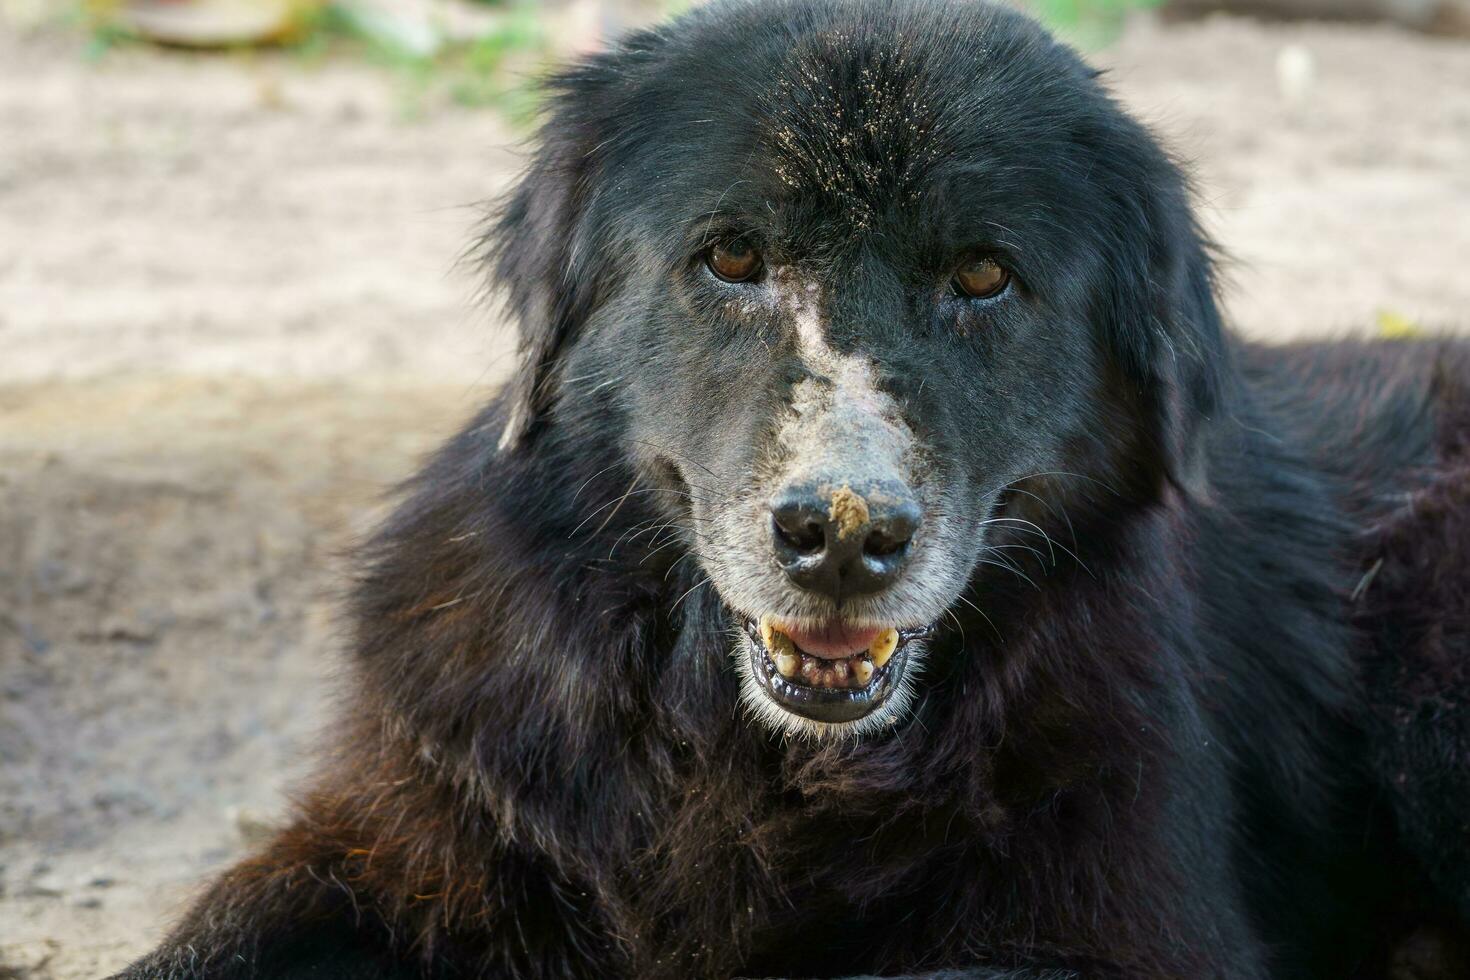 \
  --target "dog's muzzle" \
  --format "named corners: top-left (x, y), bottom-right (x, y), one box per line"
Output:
top-left (744, 615), bottom-right (932, 724)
